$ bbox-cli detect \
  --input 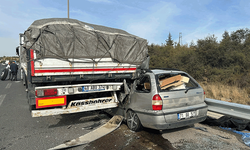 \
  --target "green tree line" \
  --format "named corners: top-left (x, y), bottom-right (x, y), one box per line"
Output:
top-left (149, 29), bottom-right (250, 90)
